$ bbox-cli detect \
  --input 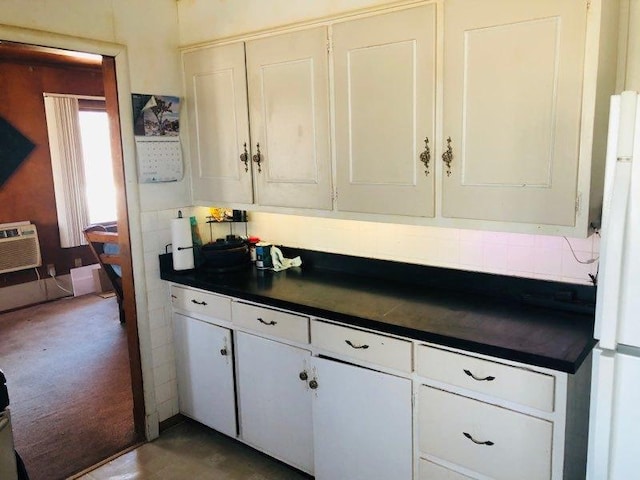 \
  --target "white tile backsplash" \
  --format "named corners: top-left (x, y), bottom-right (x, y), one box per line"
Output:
top-left (247, 212), bottom-right (599, 286)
